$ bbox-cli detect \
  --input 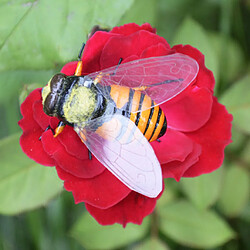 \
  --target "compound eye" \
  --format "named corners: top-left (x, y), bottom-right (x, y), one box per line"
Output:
top-left (50, 73), bottom-right (66, 92)
top-left (43, 92), bottom-right (58, 116)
